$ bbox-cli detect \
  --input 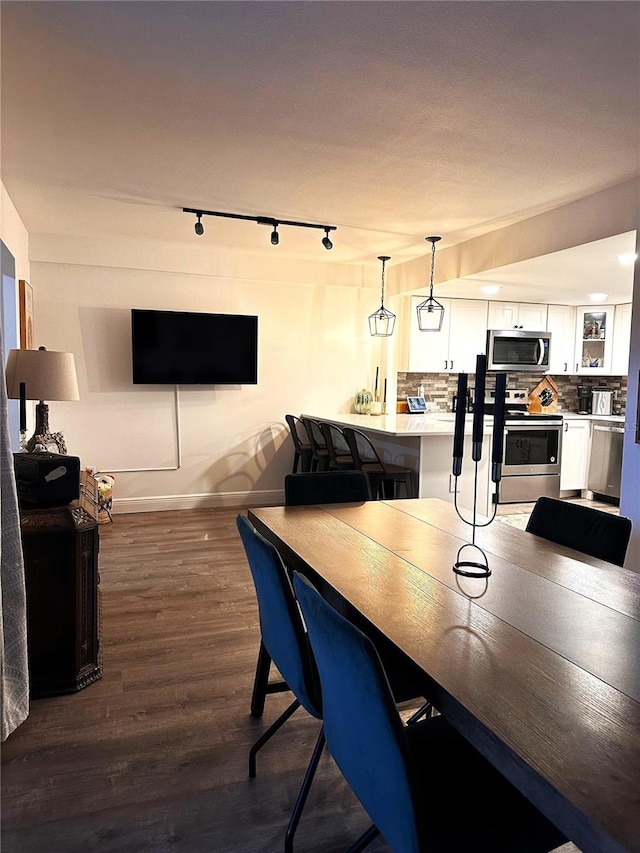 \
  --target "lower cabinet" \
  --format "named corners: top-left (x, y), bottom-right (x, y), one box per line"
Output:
top-left (560, 419), bottom-right (591, 492)
top-left (19, 476), bottom-right (101, 698)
